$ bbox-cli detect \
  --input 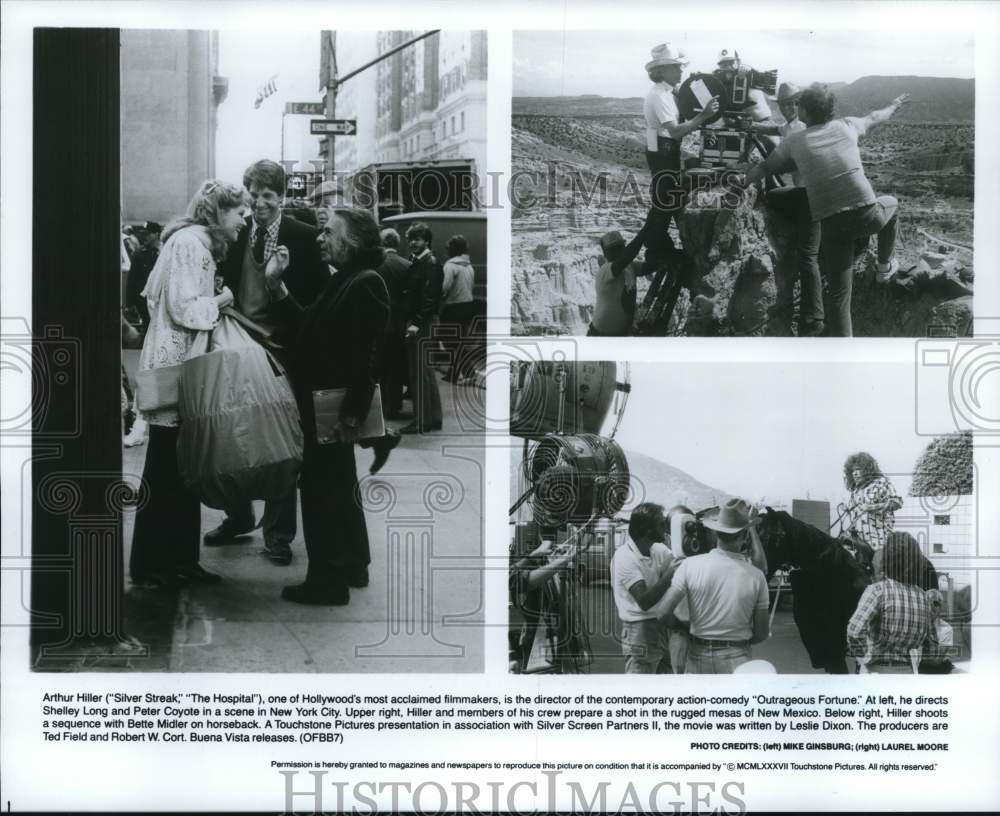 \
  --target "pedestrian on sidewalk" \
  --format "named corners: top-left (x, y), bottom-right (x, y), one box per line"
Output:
top-left (439, 234), bottom-right (476, 383)
top-left (401, 222), bottom-right (443, 434)
top-left (376, 228), bottom-right (412, 419)
top-left (125, 221), bottom-right (162, 335)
